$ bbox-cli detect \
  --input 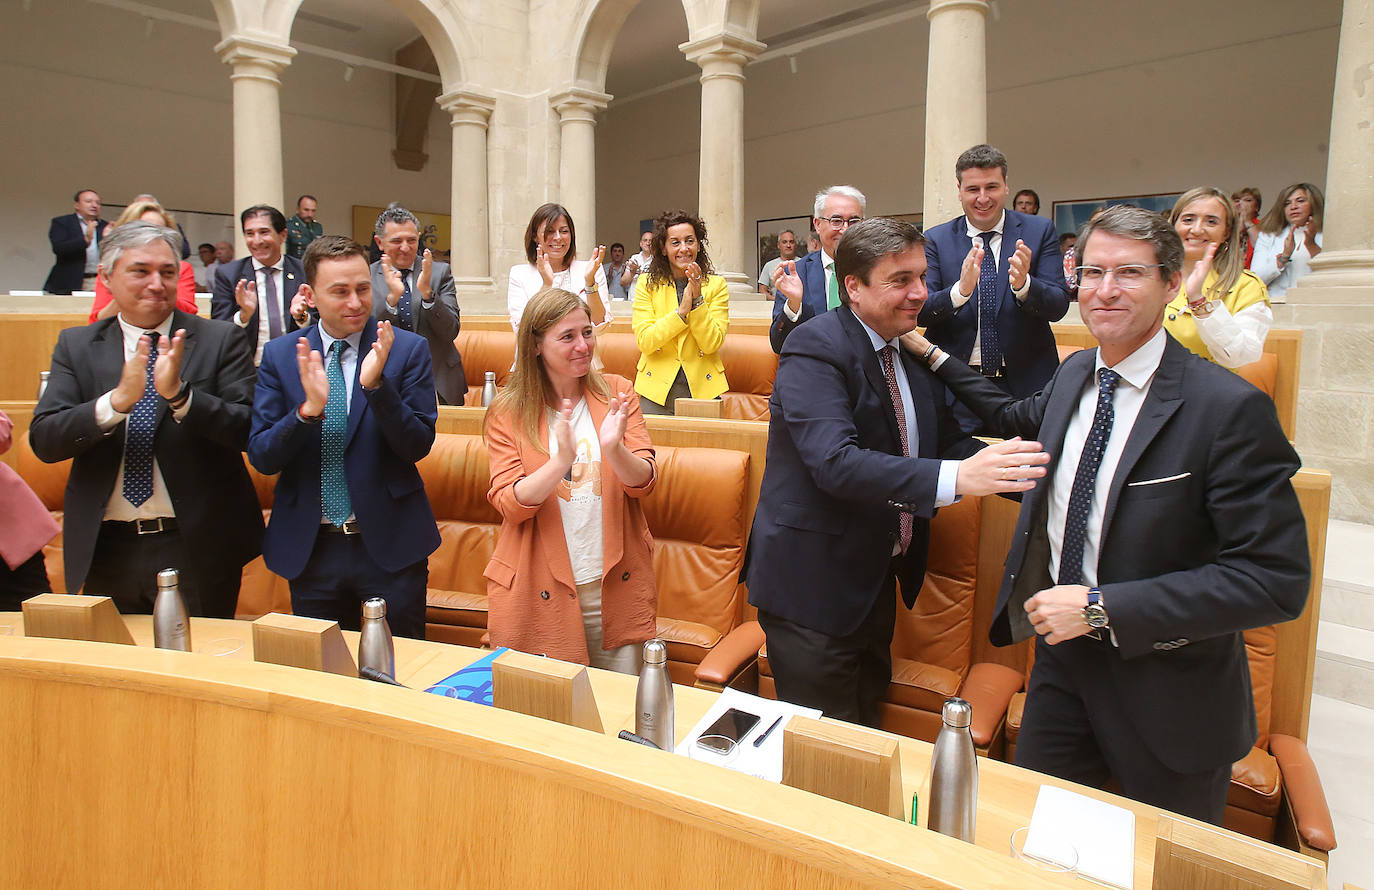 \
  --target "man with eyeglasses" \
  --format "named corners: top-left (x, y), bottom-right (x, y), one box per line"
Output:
top-left (919, 145), bottom-right (1070, 433)
top-left (768, 185), bottom-right (867, 353)
top-left (902, 205), bottom-right (1309, 824)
